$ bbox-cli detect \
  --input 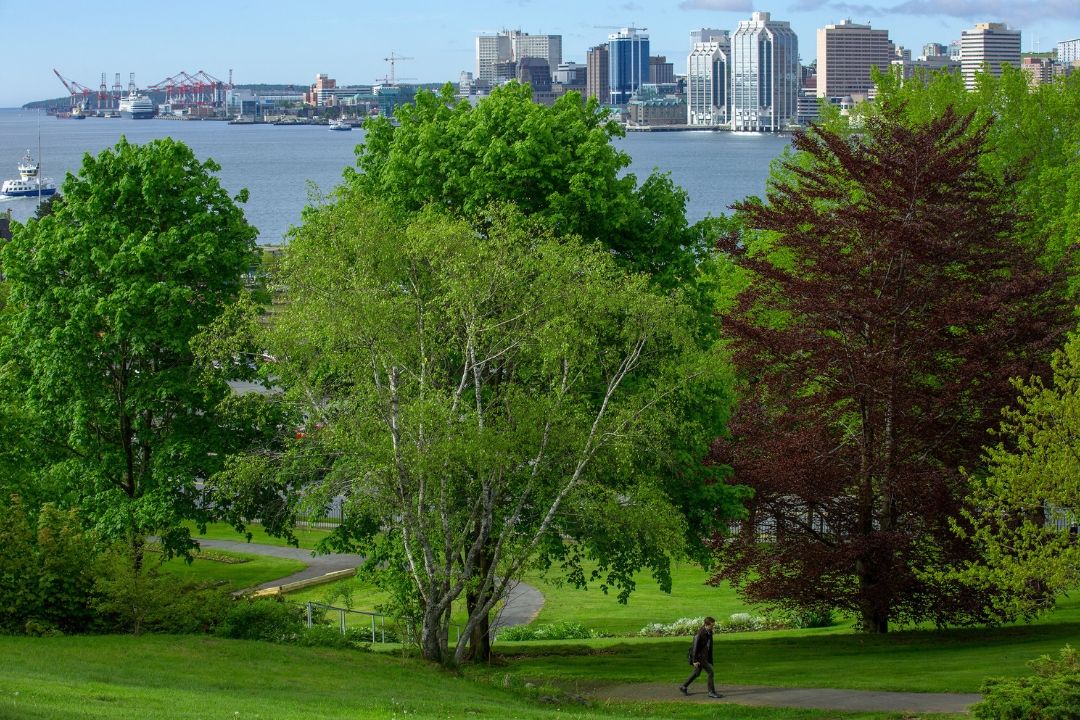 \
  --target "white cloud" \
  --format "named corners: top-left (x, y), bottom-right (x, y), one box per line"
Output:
top-left (678, 0), bottom-right (754, 11)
